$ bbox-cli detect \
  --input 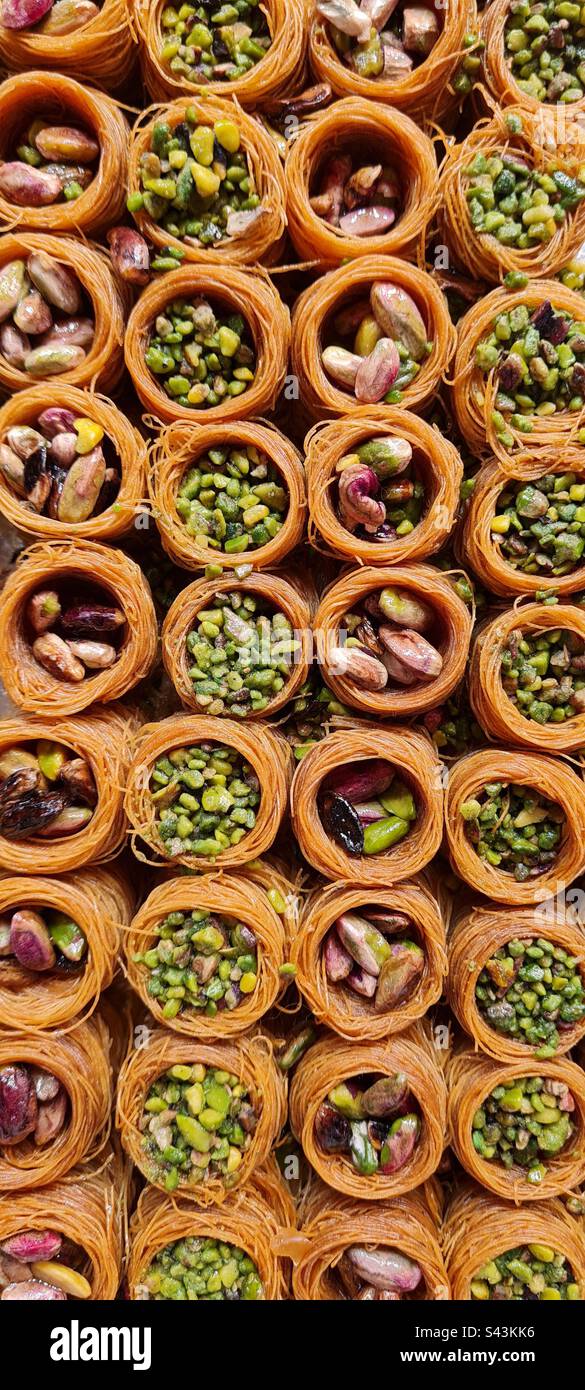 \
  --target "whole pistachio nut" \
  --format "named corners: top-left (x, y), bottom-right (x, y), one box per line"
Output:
top-left (106, 227), bottom-right (150, 287)
top-left (329, 645), bottom-right (388, 690)
top-left (322, 344), bottom-right (362, 389)
top-left (355, 337), bottom-right (400, 403)
top-left (378, 587), bottom-right (433, 631)
top-left (316, 0), bottom-right (371, 40)
top-left (1, 1281), bottom-right (65, 1301)
top-left (24, 343), bottom-right (85, 377)
top-left (0, 260), bottom-right (26, 324)
top-left (347, 1244), bottom-right (422, 1292)
top-left (0, 443), bottom-right (25, 490)
top-left (57, 449), bottom-right (105, 522)
top-left (42, 317), bottom-right (94, 349)
top-left (32, 633), bottom-right (85, 682)
top-left (0, 163), bottom-right (62, 208)
top-left (0, 322), bottom-right (29, 368)
top-left (379, 628), bottom-right (443, 681)
top-left (13, 290), bottom-right (52, 337)
top-left (40, 1), bottom-right (100, 34)
top-left (371, 283), bottom-right (428, 361)
top-left (0, 0), bottom-right (53, 25)
top-left (9, 909), bottom-right (55, 972)
top-left (7, 426), bottom-right (46, 460)
top-left (26, 253), bottom-right (81, 315)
